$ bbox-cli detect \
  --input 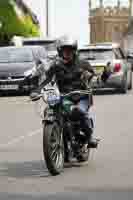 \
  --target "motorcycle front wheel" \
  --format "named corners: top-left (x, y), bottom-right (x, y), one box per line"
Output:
top-left (43, 122), bottom-right (64, 175)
